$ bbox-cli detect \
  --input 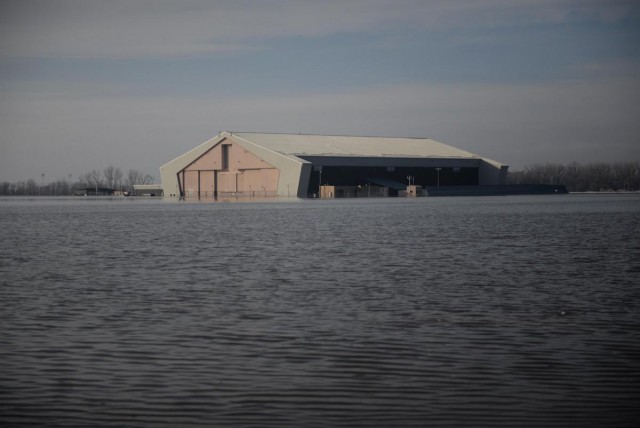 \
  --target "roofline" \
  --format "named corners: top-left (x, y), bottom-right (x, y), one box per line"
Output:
top-left (228, 131), bottom-right (436, 141)
top-left (159, 131), bottom-right (228, 169)
top-left (228, 131), bottom-right (495, 163)
top-left (228, 133), bottom-right (309, 164)
top-left (160, 130), bottom-right (505, 170)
